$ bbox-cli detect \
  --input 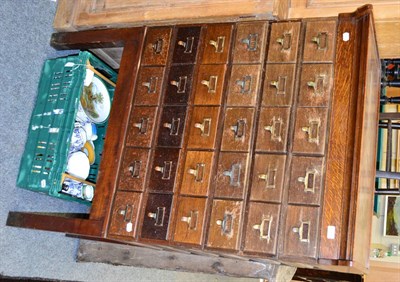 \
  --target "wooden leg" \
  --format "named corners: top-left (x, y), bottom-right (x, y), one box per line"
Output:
top-left (7, 212), bottom-right (103, 237)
